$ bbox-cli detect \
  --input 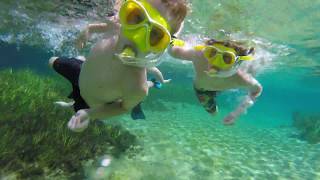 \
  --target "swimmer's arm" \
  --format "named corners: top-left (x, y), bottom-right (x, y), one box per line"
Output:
top-left (82, 22), bottom-right (117, 38)
top-left (87, 18), bottom-right (120, 33)
top-left (147, 67), bottom-right (171, 84)
top-left (114, 0), bottom-right (122, 12)
top-left (240, 71), bottom-right (263, 100)
top-left (224, 72), bottom-right (263, 125)
top-left (87, 23), bottom-right (110, 34)
top-left (76, 21), bottom-right (119, 49)
top-left (168, 46), bottom-right (198, 61)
